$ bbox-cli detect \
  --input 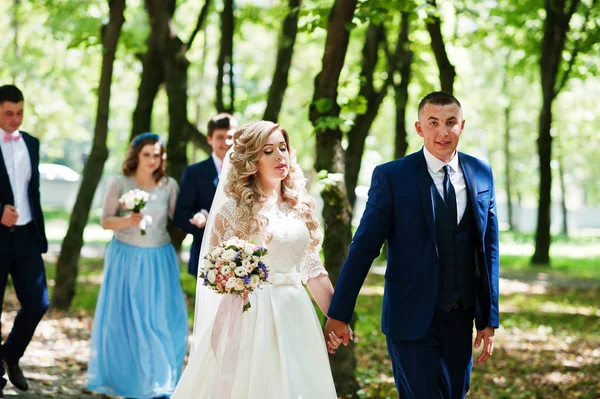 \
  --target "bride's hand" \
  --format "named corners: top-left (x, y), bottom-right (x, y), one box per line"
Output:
top-left (327, 331), bottom-right (344, 354)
